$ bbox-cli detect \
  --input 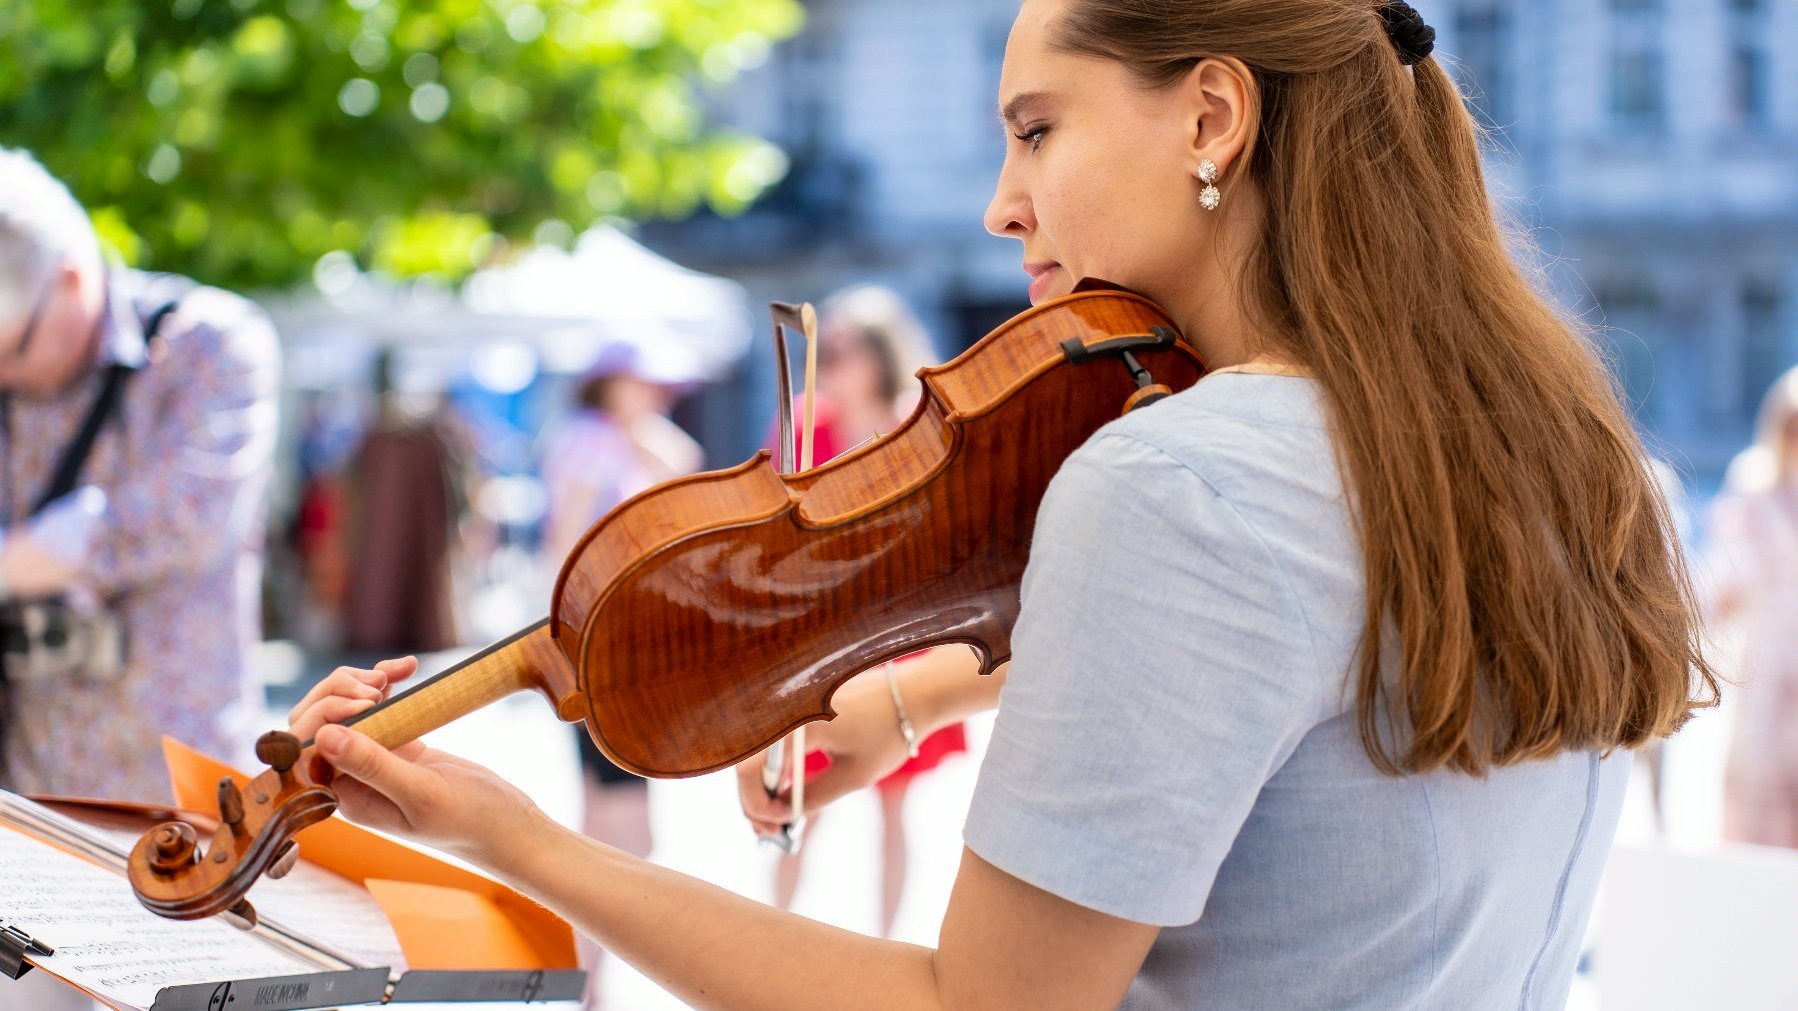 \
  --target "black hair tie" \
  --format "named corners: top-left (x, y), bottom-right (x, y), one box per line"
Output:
top-left (1379, 1), bottom-right (1436, 66)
